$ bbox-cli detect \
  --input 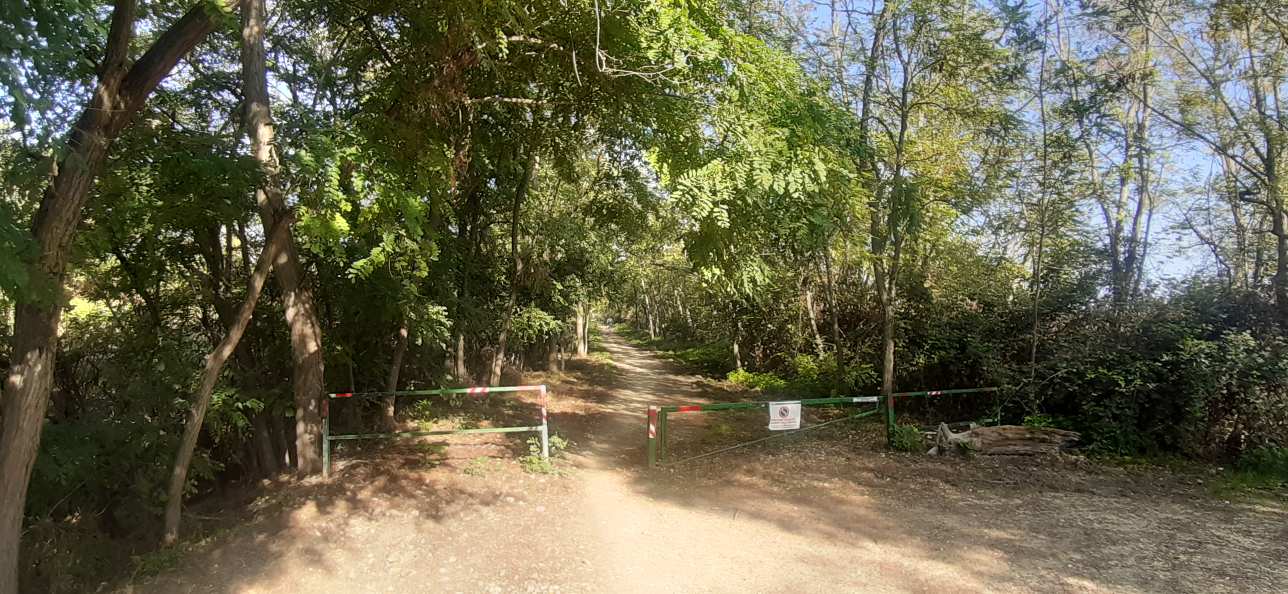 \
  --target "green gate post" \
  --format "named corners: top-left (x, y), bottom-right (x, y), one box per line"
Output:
top-left (657, 409), bottom-right (669, 463)
top-left (322, 399), bottom-right (331, 478)
top-left (647, 406), bottom-right (659, 467)
top-left (539, 385), bottom-right (550, 459)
